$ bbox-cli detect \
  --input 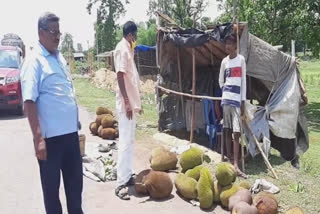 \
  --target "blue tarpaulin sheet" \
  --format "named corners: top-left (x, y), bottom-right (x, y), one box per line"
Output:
top-left (135, 45), bottom-right (156, 52)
